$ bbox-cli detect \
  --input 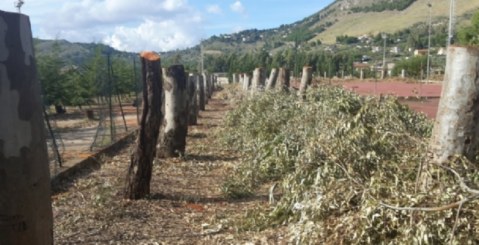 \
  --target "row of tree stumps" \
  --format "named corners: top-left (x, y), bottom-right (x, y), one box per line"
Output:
top-left (233, 66), bottom-right (313, 98)
top-left (124, 52), bottom-right (217, 199)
